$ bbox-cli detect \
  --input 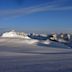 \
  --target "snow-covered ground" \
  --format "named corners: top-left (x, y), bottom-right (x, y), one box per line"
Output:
top-left (0, 38), bottom-right (72, 72)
